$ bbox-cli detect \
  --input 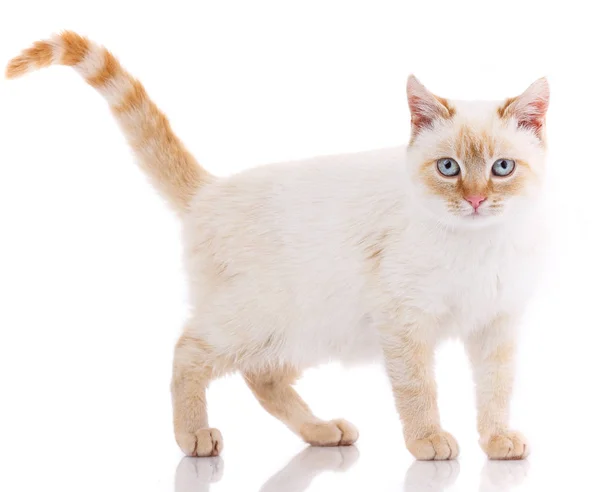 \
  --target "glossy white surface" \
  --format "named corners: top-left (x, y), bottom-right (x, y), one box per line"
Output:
top-left (1, 1), bottom-right (599, 491)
